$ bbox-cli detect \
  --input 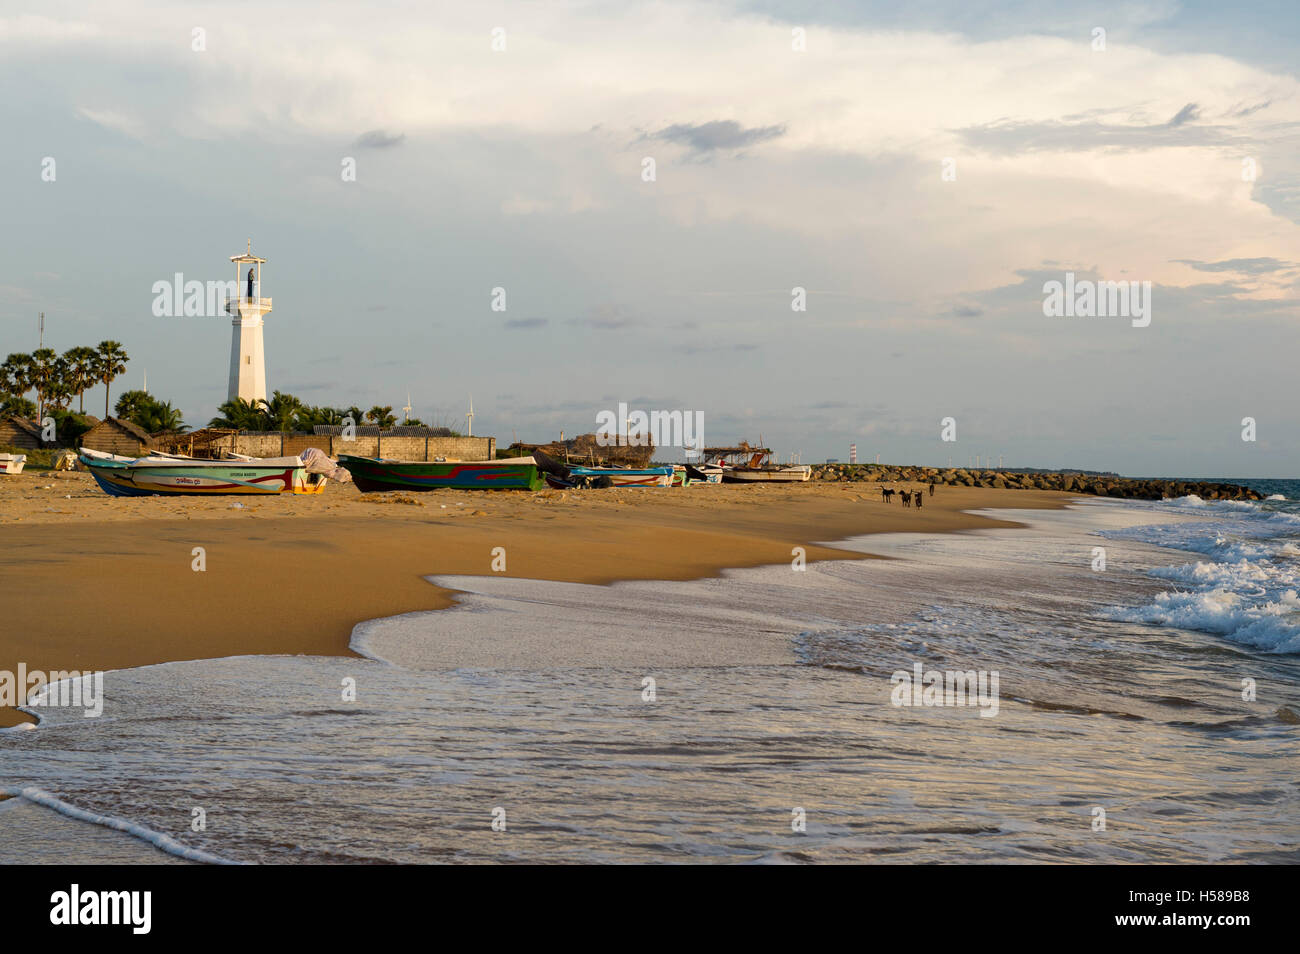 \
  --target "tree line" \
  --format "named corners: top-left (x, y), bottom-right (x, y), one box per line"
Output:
top-left (2, 342), bottom-right (187, 438)
top-left (2, 341), bottom-right (129, 421)
top-left (2, 345), bottom-right (455, 438)
top-left (209, 393), bottom-right (459, 434)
